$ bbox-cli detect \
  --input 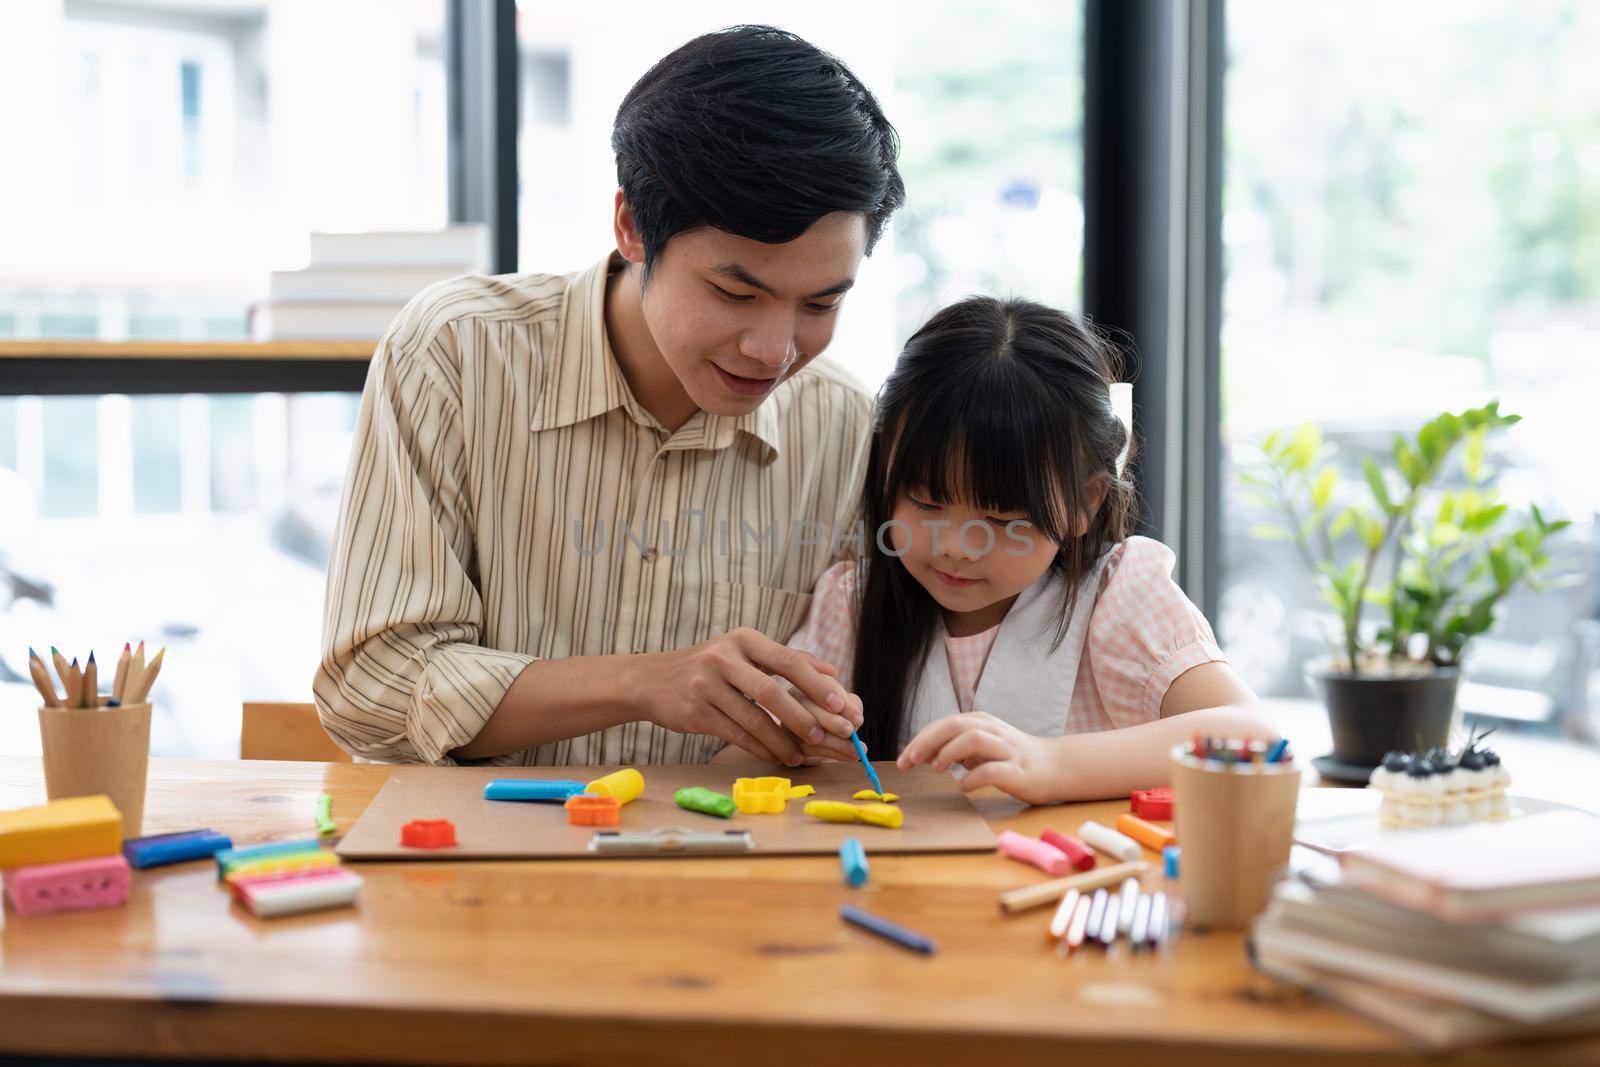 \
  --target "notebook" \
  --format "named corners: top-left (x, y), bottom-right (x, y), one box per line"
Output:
top-left (1338, 810), bottom-right (1600, 921)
